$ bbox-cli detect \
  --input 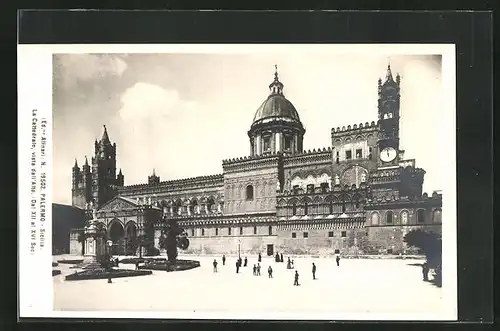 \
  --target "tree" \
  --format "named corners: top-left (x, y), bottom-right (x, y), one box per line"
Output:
top-left (403, 229), bottom-right (442, 267)
top-left (159, 217), bottom-right (190, 264)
